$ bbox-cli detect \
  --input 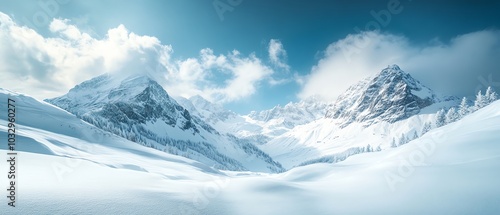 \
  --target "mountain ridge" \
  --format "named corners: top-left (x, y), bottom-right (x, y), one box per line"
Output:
top-left (46, 73), bottom-right (285, 173)
top-left (325, 64), bottom-right (438, 126)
